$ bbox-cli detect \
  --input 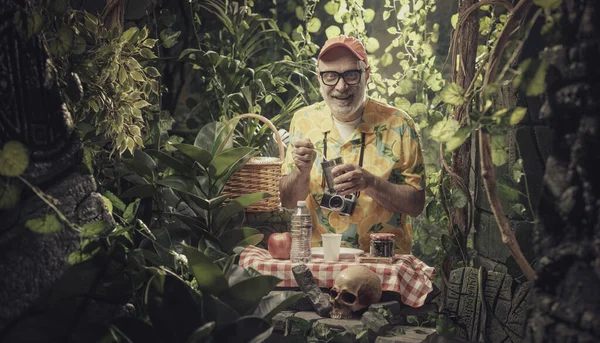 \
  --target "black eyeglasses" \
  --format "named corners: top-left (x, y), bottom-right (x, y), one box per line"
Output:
top-left (319, 69), bottom-right (364, 86)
